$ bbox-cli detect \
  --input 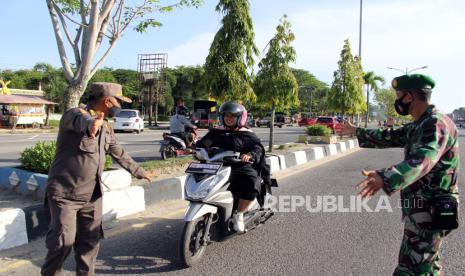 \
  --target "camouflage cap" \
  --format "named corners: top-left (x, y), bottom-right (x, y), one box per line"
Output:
top-left (90, 82), bottom-right (132, 103)
top-left (391, 74), bottom-right (435, 91)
